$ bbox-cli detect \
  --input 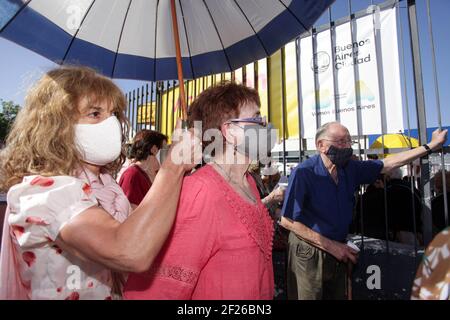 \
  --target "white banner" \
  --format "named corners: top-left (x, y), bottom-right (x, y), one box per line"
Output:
top-left (299, 7), bottom-right (403, 139)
